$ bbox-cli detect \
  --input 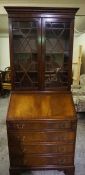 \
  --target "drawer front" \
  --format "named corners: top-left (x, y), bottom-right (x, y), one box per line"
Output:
top-left (7, 120), bottom-right (76, 131)
top-left (10, 155), bottom-right (74, 167)
top-left (8, 131), bottom-right (75, 143)
top-left (9, 143), bottom-right (74, 155)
